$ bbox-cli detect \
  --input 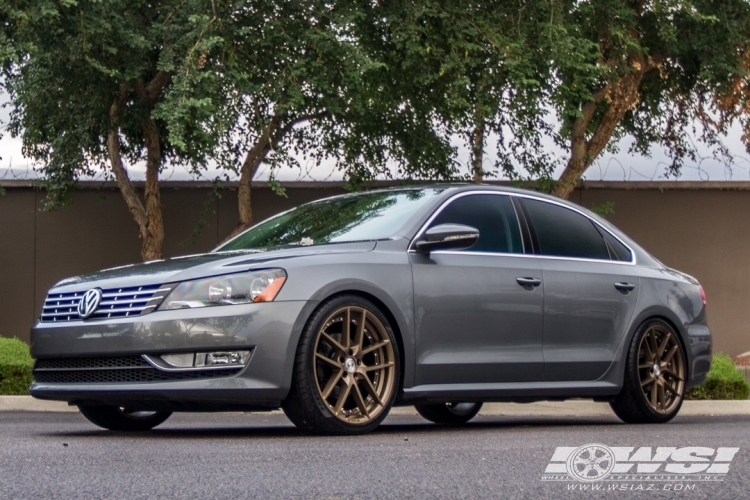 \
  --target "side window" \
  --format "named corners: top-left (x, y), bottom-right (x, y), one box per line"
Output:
top-left (522, 198), bottom-right (610, 260)
top-left (430, 194), bottom-right (523, 254)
